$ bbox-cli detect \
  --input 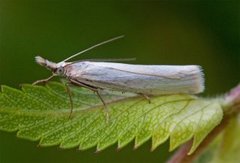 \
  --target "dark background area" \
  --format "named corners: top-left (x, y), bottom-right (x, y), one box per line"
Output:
top-left (0, 0), bottom-right (239, 163)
